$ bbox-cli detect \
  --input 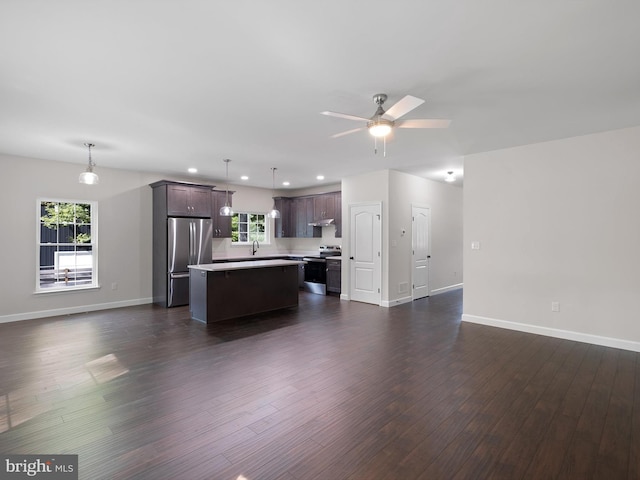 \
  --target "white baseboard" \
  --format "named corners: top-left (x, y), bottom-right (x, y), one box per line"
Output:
top-left (344, 284), bottom-right (463, 308)
top-left (0, 297), bottom-right (154, 324)
top-left (381, 295), bottom-right (413, 308)
top-left (462, 313), bottom-right (640, 353)
top-left (430, 283), bottom-right (463, 295)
